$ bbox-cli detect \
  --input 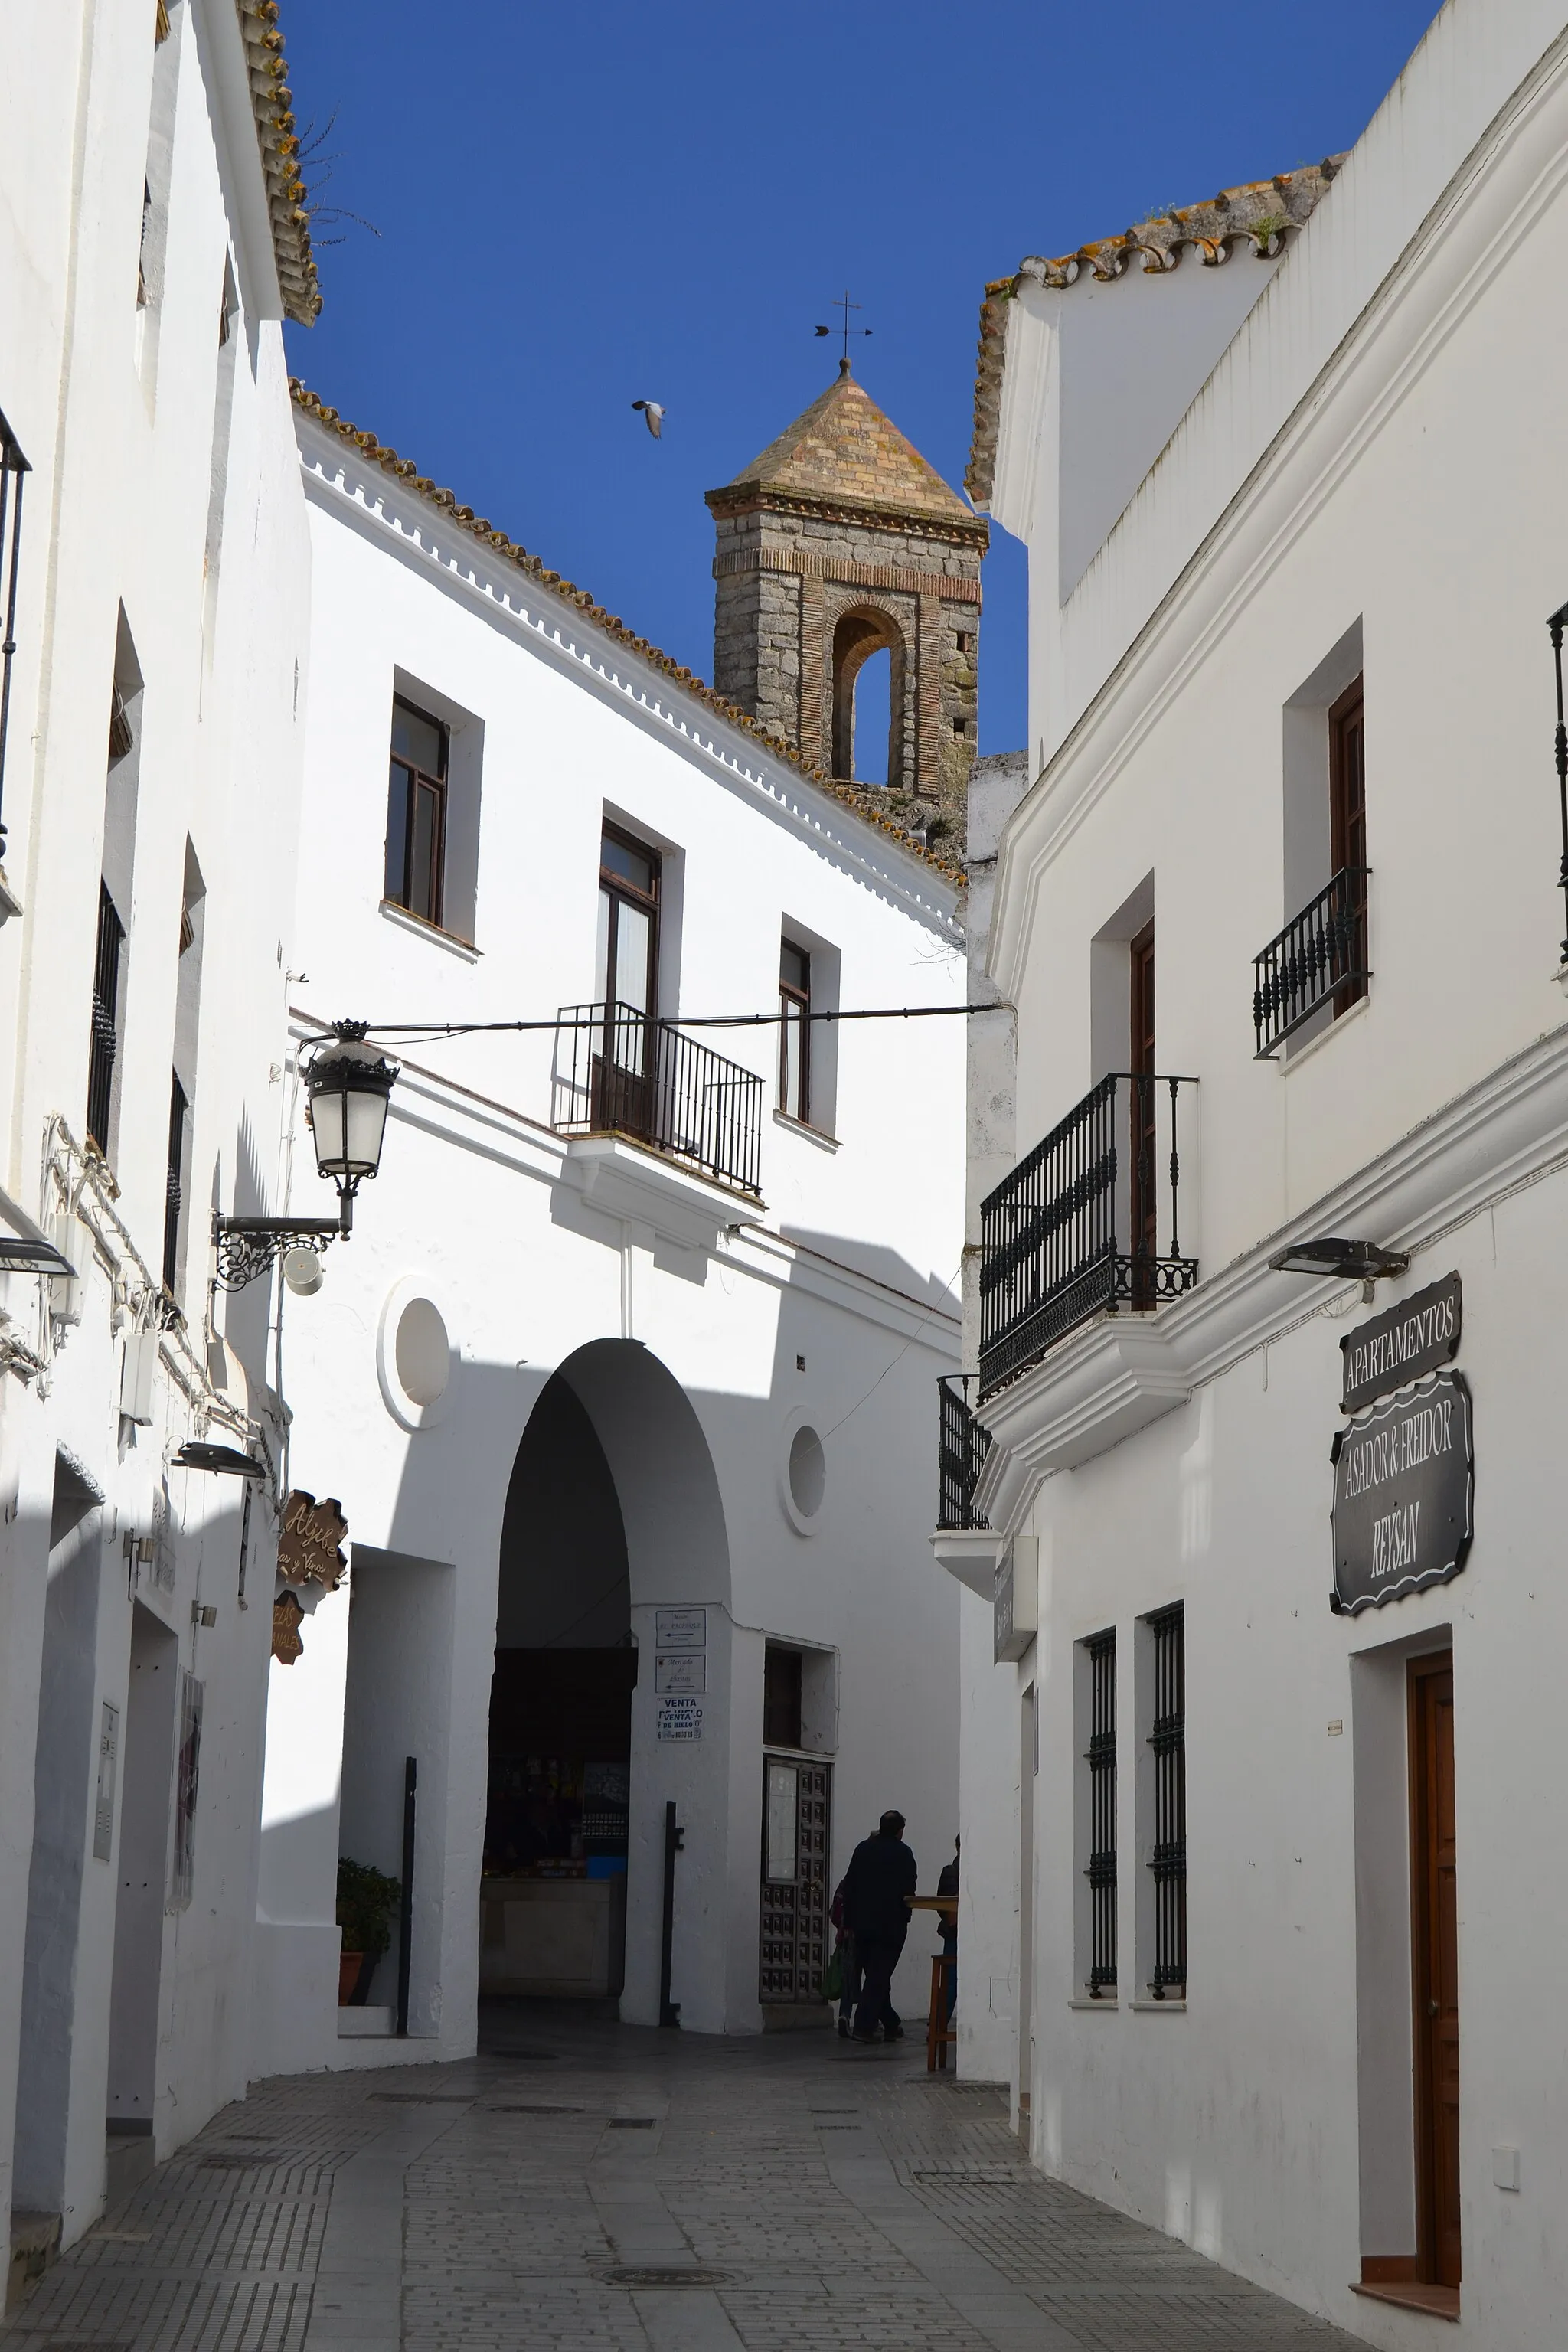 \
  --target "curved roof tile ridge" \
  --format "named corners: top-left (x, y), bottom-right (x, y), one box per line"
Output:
top-left (967, 157), bottom-right (1345, 508)
top-left (289, 381), bottom-right (964, 885)
top-left (236, 2), bottom-right (320, 325)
